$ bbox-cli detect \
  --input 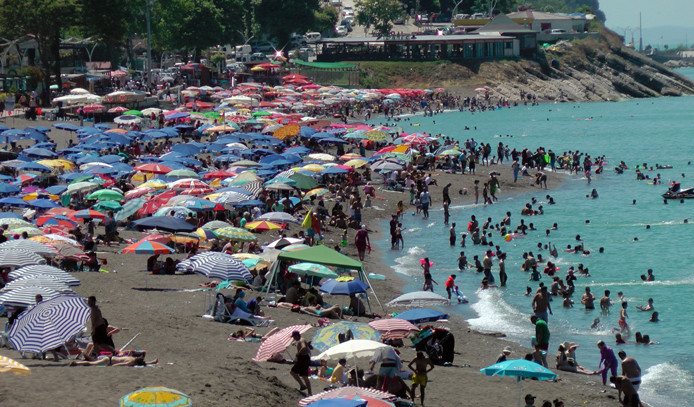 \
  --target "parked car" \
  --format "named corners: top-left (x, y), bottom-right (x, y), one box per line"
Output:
top-left (341, 19), bottom-right (353, 32)
top-left (335, 25), bottom-right (348, 37)
top-left (250, 41), bottom-right (277, 53)
top-left (305, 32), bottom-right (322, 43)
top-left (544, 28), bottom-right (568, 34)
top-left (454, 13), bottom-right (470, 20)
